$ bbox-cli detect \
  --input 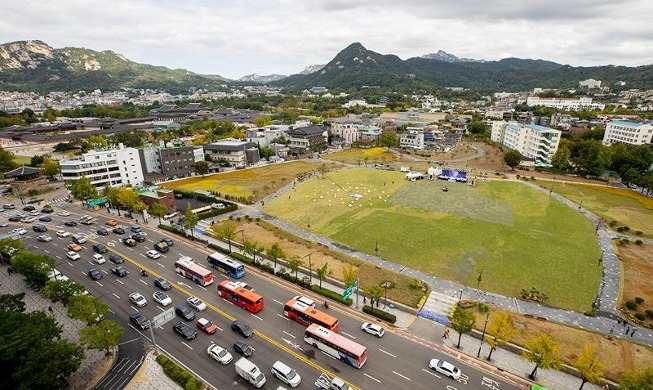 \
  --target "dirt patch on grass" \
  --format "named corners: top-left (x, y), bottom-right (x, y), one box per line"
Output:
top-left (616, 243), bottom-right (653, 327)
